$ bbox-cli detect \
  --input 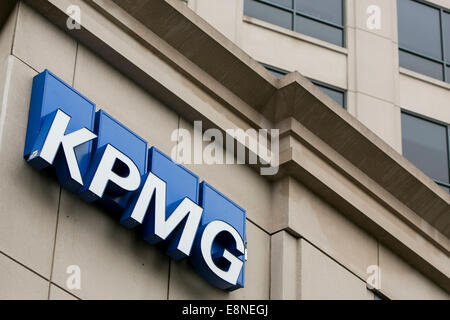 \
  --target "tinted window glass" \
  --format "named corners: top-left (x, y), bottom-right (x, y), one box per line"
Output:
top-left (444, 12), bottom-right (450, 62)
top-left (316, 84), bottom-right (345, 106)
top-left (262, 64), bottom-right (346, 107)
top-left (399, 50), bottom-right (444, 80)
top-left (401, 113), bottom-right (449, 184)
top-left (447, 65), bottom-right (450, 82)
top-left (374, 293), bottom-right (384, 300)
top-left (244, 0), bottom-right (344, 47)
top-left (295, 0), bottom-right (343, 25)
top-left (244, 0), bottom-right (293, 30)
top-left (268, 68), bottom-right (286, 78)
top-left (271, 0), bottom-right (293, 8)
top-left (397, 0), bottom-right (442, 59)
top-left (295, 15), bottom-right (343, 46)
